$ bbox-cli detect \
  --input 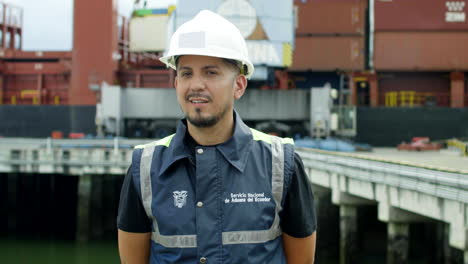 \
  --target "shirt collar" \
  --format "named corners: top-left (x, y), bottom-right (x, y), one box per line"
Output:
top-left (215, 111), bottom-right (252, 172)
top-left (159, 110), bottom-right (252, 176)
